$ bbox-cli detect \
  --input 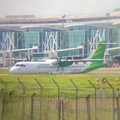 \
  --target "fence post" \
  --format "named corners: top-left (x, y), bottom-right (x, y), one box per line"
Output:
top-left (70, 79), bottom-right (78, 120)
top-left (17, 78), bottom-right (26, 120)
top-left (52, 78), bottom-right (60, 120)
top-left (116, 78), bottom-right (120, 97)
top-left (116, 94), bottom-right (120, 120)
top-left (88, 80), bottom-right (96, 120)
top-left (34, 78), bottom-right (43, 120)
top-left (86, 94), bottom-right (91, 120)
top-left (1, 98), bottom-right (5, 120)
top-left (0, 78), bottom-right (7, 88)
top-left (17, 78), bottom-right (26, 94)
top-left (61, 95), bottom-right (66, 120)
top-left (0, 78), bottom-right (7, 120)
top-left (30, 93), bottom-right (36, 120)
top-left (104, 78), bottom-right (115, 120)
